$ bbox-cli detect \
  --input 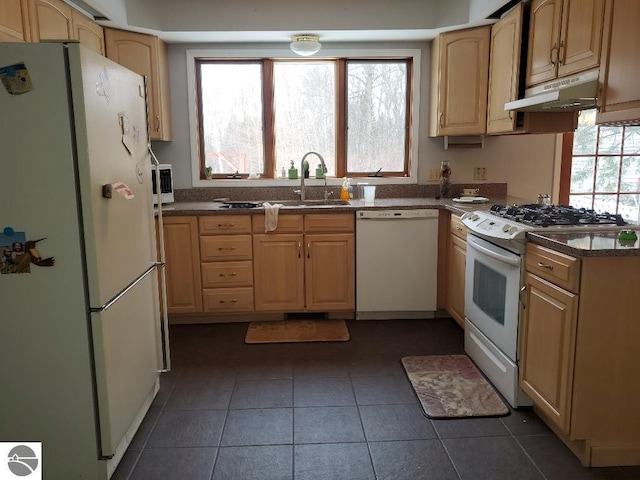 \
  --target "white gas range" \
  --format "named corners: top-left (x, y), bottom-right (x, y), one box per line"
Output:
top-left (459, 204), bottom-right (628, 408)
